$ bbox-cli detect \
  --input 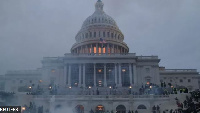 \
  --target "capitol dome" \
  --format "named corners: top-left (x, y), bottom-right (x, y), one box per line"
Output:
top-left (71, 0), bottom-right (129, 54)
